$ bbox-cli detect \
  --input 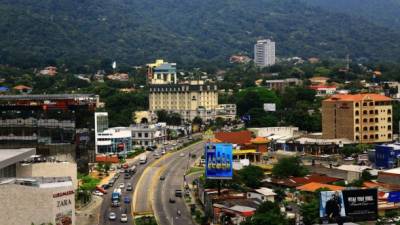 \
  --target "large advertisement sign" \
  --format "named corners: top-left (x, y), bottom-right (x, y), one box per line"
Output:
top-left (263, 103), bottom-right (276, 112)
top-left (320, 189), bottom-right (377, 223)
top-left (205, 143), bottom-right (233, 179)
top-left (388, 191), bottom-right (400, 203)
